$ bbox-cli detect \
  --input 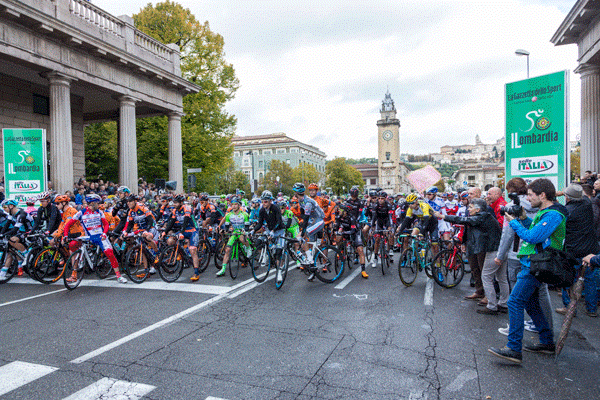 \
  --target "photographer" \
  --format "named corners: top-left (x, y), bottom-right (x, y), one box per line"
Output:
top-left (489, 178), bottom-right (567, 364)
